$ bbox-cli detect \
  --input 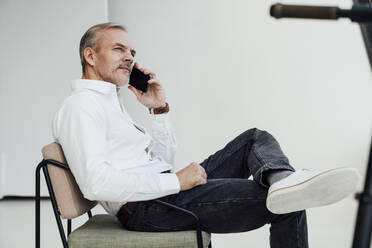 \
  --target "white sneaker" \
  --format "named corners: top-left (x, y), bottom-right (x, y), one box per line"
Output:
top-left (266, 167), bottom-right (360, 214)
